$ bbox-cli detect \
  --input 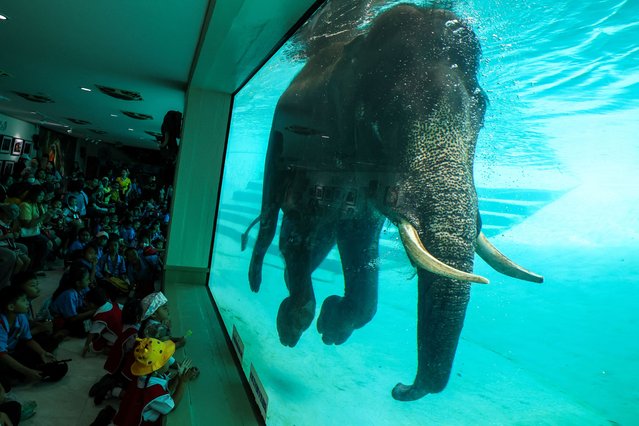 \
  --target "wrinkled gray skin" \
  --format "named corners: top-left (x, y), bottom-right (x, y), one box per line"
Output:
top-left (248, 5), bottom-right (487, 401)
